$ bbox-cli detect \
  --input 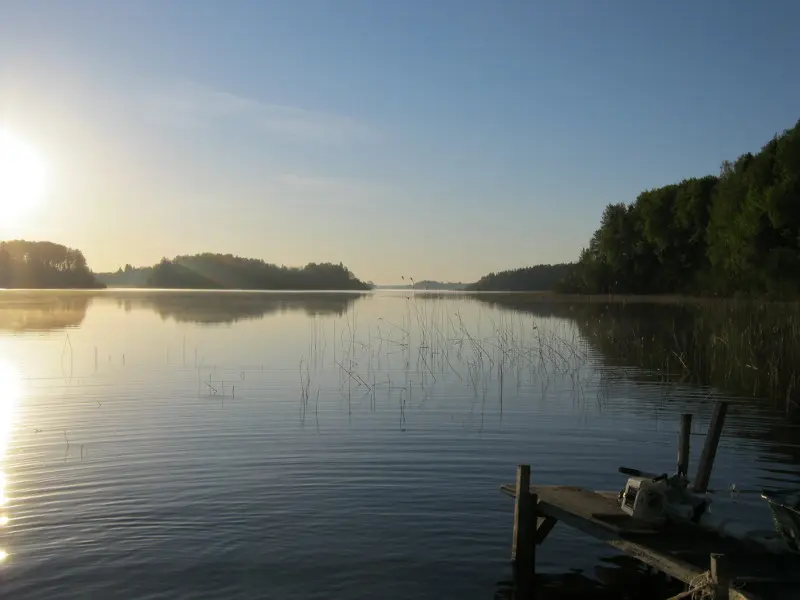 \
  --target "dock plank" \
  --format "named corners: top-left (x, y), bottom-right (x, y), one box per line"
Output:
top-left (501, 484), bottom-right (662, 536)
top-left (501, 484), bottom-right (799, 599)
